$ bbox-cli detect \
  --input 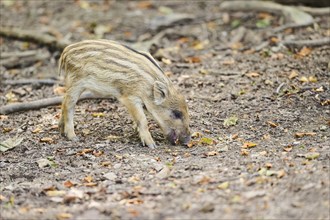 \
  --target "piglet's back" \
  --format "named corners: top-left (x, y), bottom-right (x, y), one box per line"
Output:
top-left (58, 40), bottom-right (169, 87)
